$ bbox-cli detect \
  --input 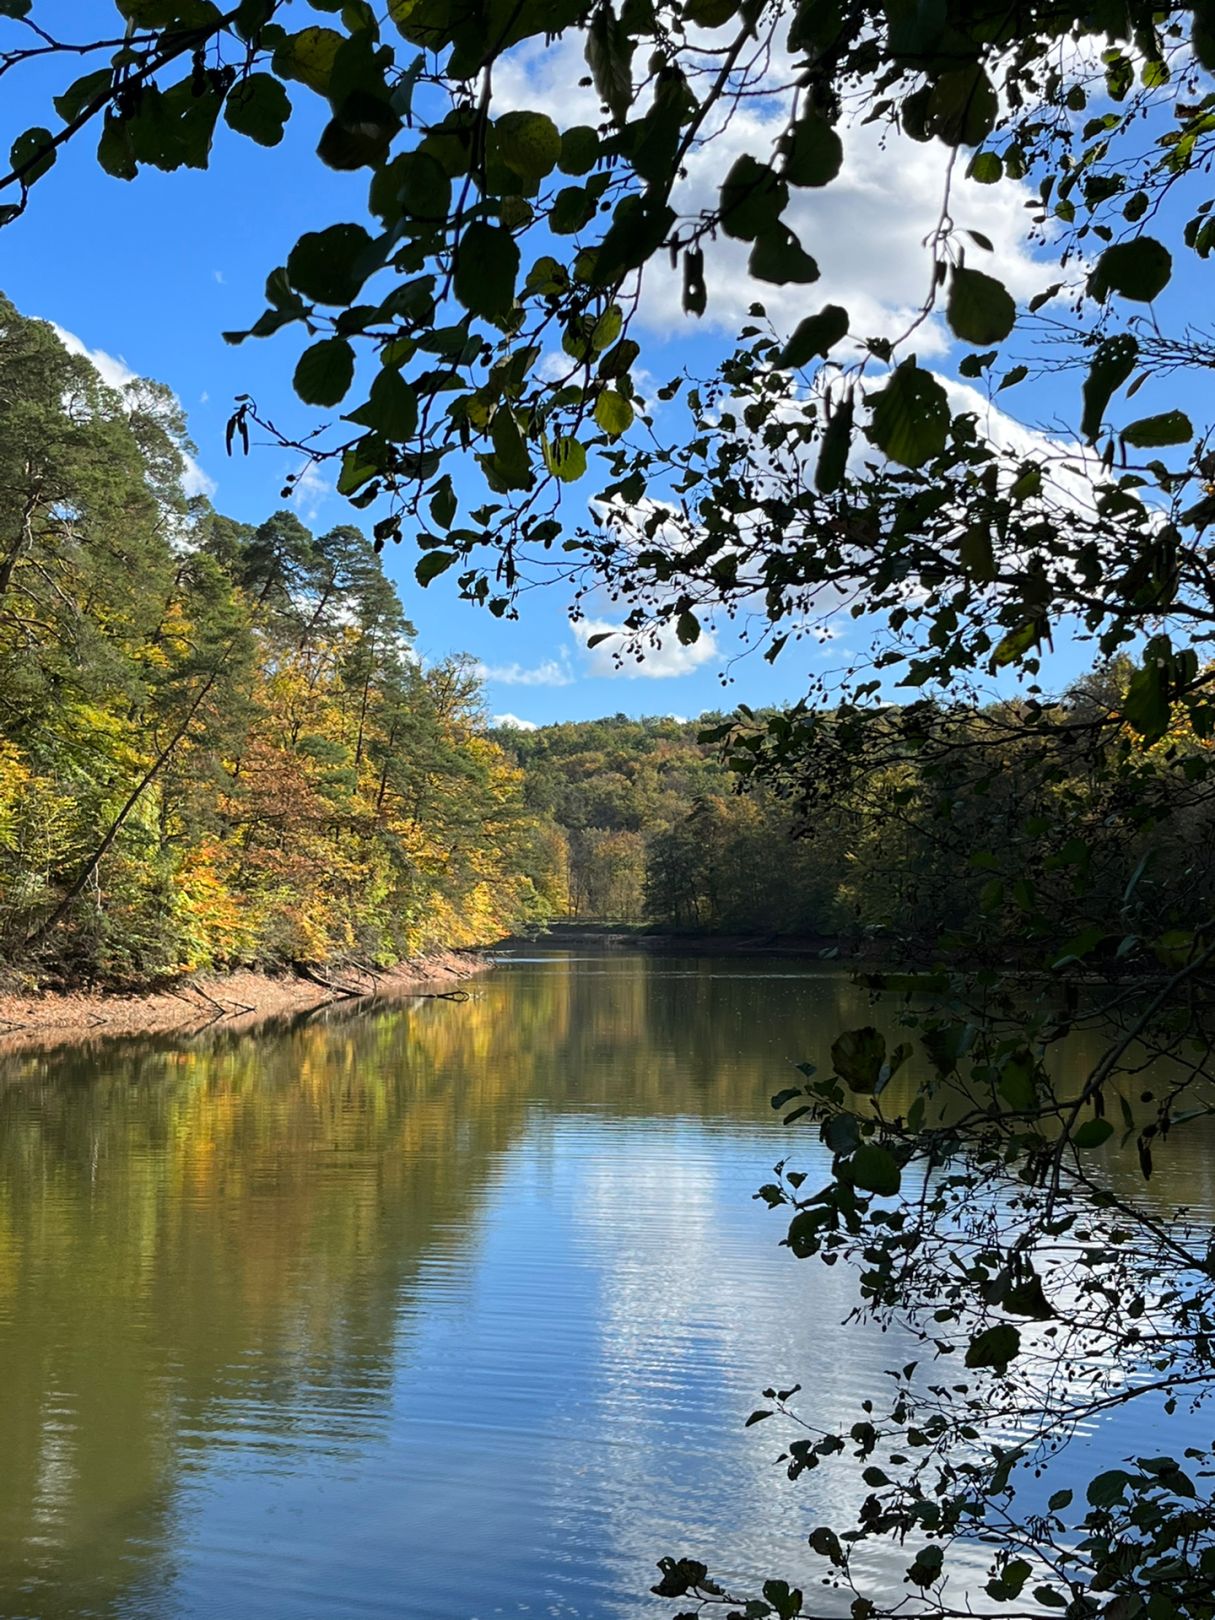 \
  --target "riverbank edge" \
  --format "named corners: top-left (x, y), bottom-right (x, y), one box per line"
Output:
top-left (497, 925), bottom-right (847, 956)
top-left (0, 950), bottom-right (488, 1056)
